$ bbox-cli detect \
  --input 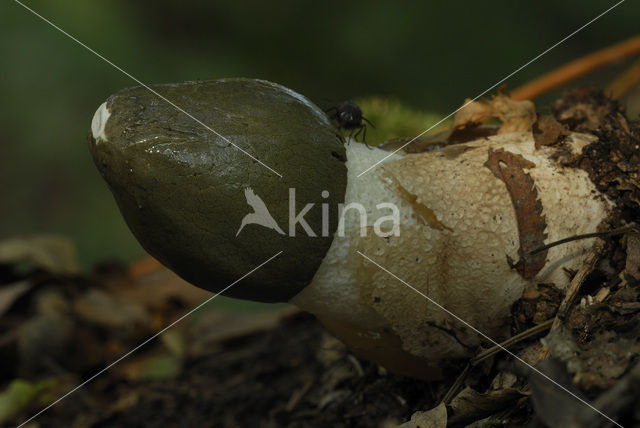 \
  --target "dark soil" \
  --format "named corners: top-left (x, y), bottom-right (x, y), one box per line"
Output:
top-left (90, 313), bottom-right (435, 428)
top-left (21, 311), bottom-right (437, 428)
